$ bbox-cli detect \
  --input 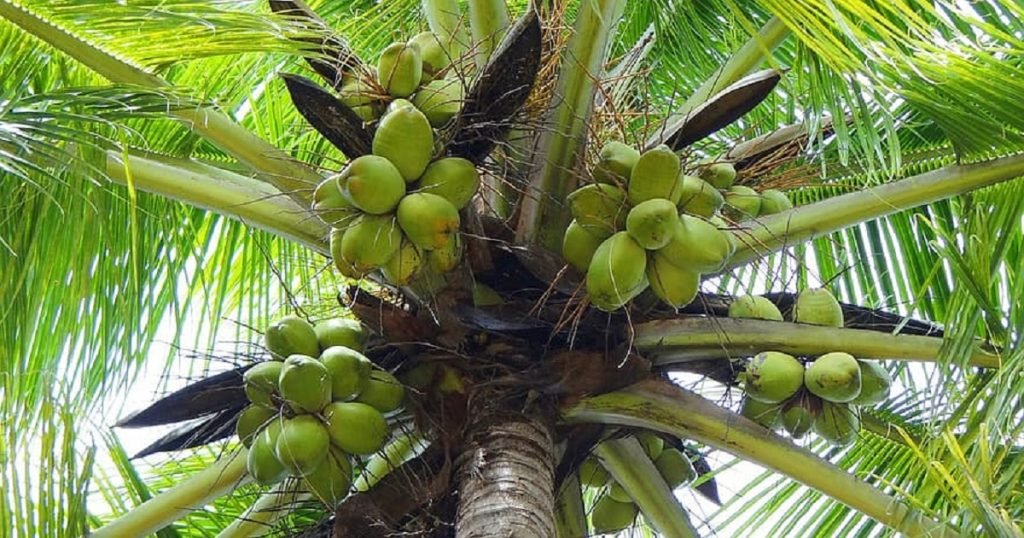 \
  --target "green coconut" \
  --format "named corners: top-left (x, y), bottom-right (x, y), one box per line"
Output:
top-left (356, 370), bottom-right (406, 413)
top-left (793, 287), bottom-right (845, 327)
top-left (590, 496), bottom-right (638, 534)
top-left (585, 232), bottom-right (649, 312)
top-left (677, 175), bottom-right (724, 217)
top-left (302, 447), bottom-right (354, 507)
top-left (849, 360), bottom-right (892, 405)
top-left (338, 76), bottom-right (380, 122)
top-left (397, 193), bottom-right (461, 251)
top-left (314, 318), bottom-right (366, 353)
top-left (759, 189), bottom-right (793, 214)
top-left (593, 141), bottom-right (640, 186)
top-left (646, 251), bottom-right (700, 309)
top-left (628, 144), bottom-right (683, 205)
top-left (412, 78), bottom-right (463, 127)
top-left (329, 228), bottom-right (368, 279)
top-left (247, 418), bottom-right (286, 485)
top-left (636, 432), bottom-right (664, 460)
top-left (243, 361), bottom-right (284, 407)
top-left (625, 199), bottom-right (683, 250)
top-left (275, 415), bottom-right (330, 476)
top-left (562, 220), bottom-right (608, 273)
top-left (373, 99), bottom-right (434, 182)
top-left (658, 214), bottom-right (736, 273)
top-left (416, 157), bottom-right (480, 209)
top-left (744, 351), bottom-right (805, 404)
top-left (814, 401), bottom-right (861, 446)
top-left (740, 397), bottom-right (782, 429)
top-left (782, 393), bottom-right (820, 440)
top-left (319, 345), bottom-right (372, 402)
top-left (654, 448), bottom-right (696, 489)
top-left (236, 405), bottom-right (277, 447)
top-left (724, 185), bottom-right (762, 219)
top-left (607, 480), bottom-right (632, 503)
top-left (337, 155), bottom-right (406, 215)
top-left (700, 161), bottom-right (736, 189)
top-left (264, 315), bottom-right (319, 360)
top-left (380, 239), bottom-right (424, 286)
top-left (312, 176), bottom-right (360, 227)
top-left (425, 232), bottom-right (462, 273)
top-left (567, 183), bottom-right (628, 236)
top-left (578, 457), bottom-right (611, 488)
top-left (324, 401), bottom-right (390, 455)
top-left (377, 42), bottom-right (422, 98)
top-left (728, 295), bottom-right (784, 321)
top-left (337, 214), bottom-right (403, 274)
top-left (408, 31), bottom-right (449, 82)
top-left (804, 352), bottom-right (862, 403)
top-left (278, 355), bottom-right (332, 413)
